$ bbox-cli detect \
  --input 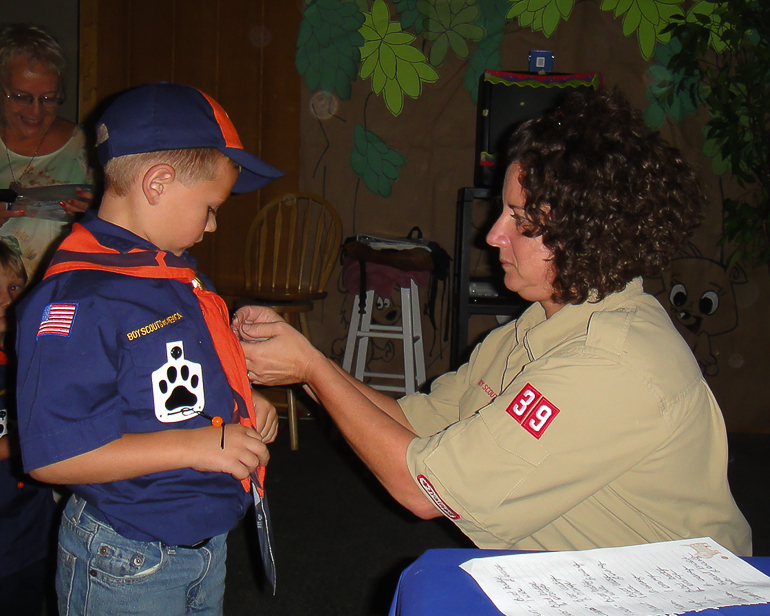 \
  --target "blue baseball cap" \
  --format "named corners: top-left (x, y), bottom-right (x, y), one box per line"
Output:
top-left (96, 82), bottom-right (283, 193)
